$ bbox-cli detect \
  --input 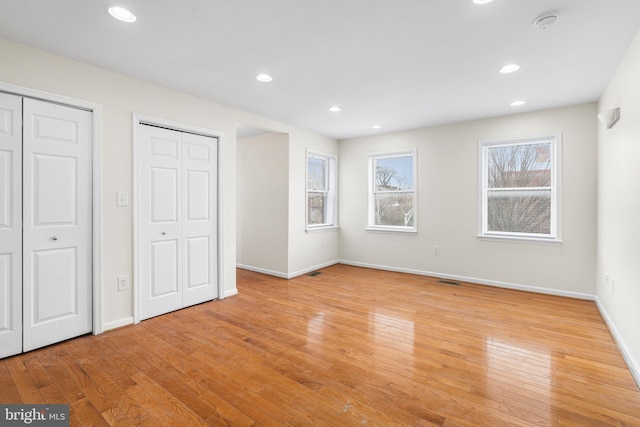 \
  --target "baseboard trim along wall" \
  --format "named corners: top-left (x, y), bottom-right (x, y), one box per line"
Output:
top-left (595, 297), bottom-right (640, 389)
top-left (237, 259), bottom-right (593, 299)
top-left (237, 260), bottom-right (340, 280)
top-left (339, 259), bottom-right (596, 300)
top-left (286, 260), bottom-right (341, 279)
top-left (224, 288), bottom-right (239, 298)
top-left (236, 264), bottom-right (289, 279)
top-left (102, 288), bottom-right (238, 332)
top-left (103, 317), bottom-right (134, 332)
